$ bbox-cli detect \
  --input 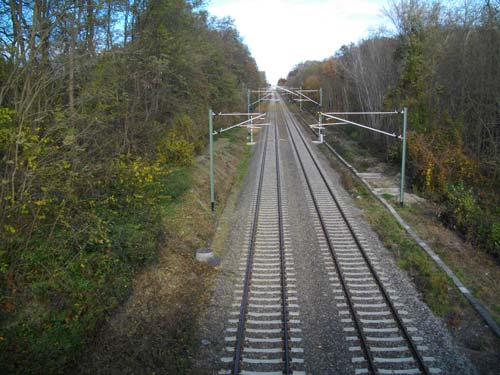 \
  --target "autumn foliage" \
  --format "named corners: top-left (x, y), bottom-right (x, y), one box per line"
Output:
top-left (0, 0), bottom-right (265, 371)
top-left (286, 0), bottom-right (500, 258)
